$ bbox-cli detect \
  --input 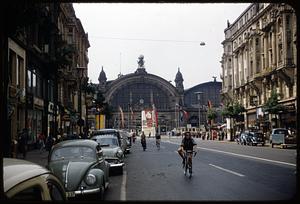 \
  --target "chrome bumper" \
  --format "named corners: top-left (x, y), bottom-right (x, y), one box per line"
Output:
top-left (109, 163), bottom-right (124, 168)
top-left (65, 187), bottom-right (100, 197)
